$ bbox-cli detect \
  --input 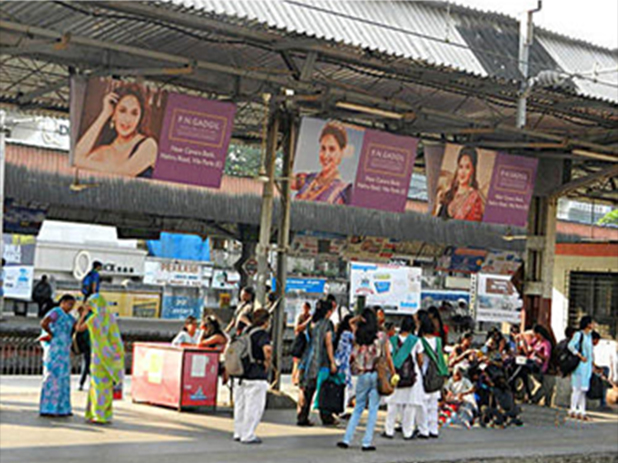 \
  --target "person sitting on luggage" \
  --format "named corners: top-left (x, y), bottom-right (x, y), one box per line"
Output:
top-left (172, 316), bottom-right (200, 346)
top-left (442, 365), bottom-right (477, 429)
